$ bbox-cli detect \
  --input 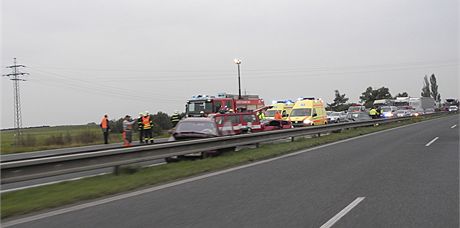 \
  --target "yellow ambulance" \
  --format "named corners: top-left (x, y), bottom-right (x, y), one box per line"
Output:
top-left (289, 98), bottom-right (328, 127)
top-left (265, 100), bottom-right (294, 120)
